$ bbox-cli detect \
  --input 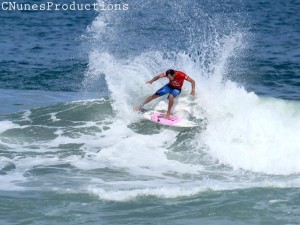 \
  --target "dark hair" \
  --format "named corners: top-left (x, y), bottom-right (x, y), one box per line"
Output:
top-left (166, 69), bottom-right (175, 76)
